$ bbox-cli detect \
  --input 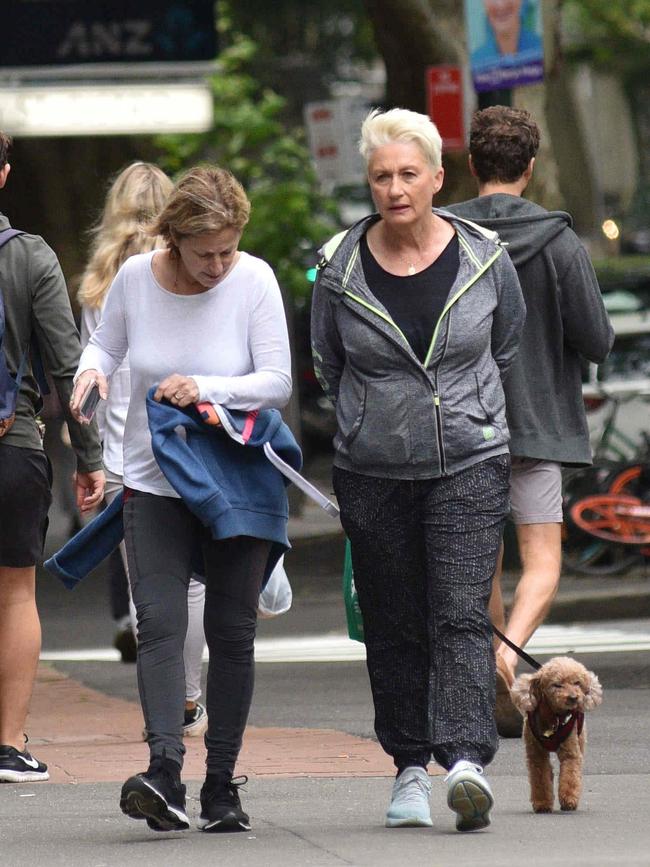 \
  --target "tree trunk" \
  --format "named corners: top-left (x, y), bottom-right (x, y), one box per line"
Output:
top-left (363, 0), bottom-right (461, 110)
